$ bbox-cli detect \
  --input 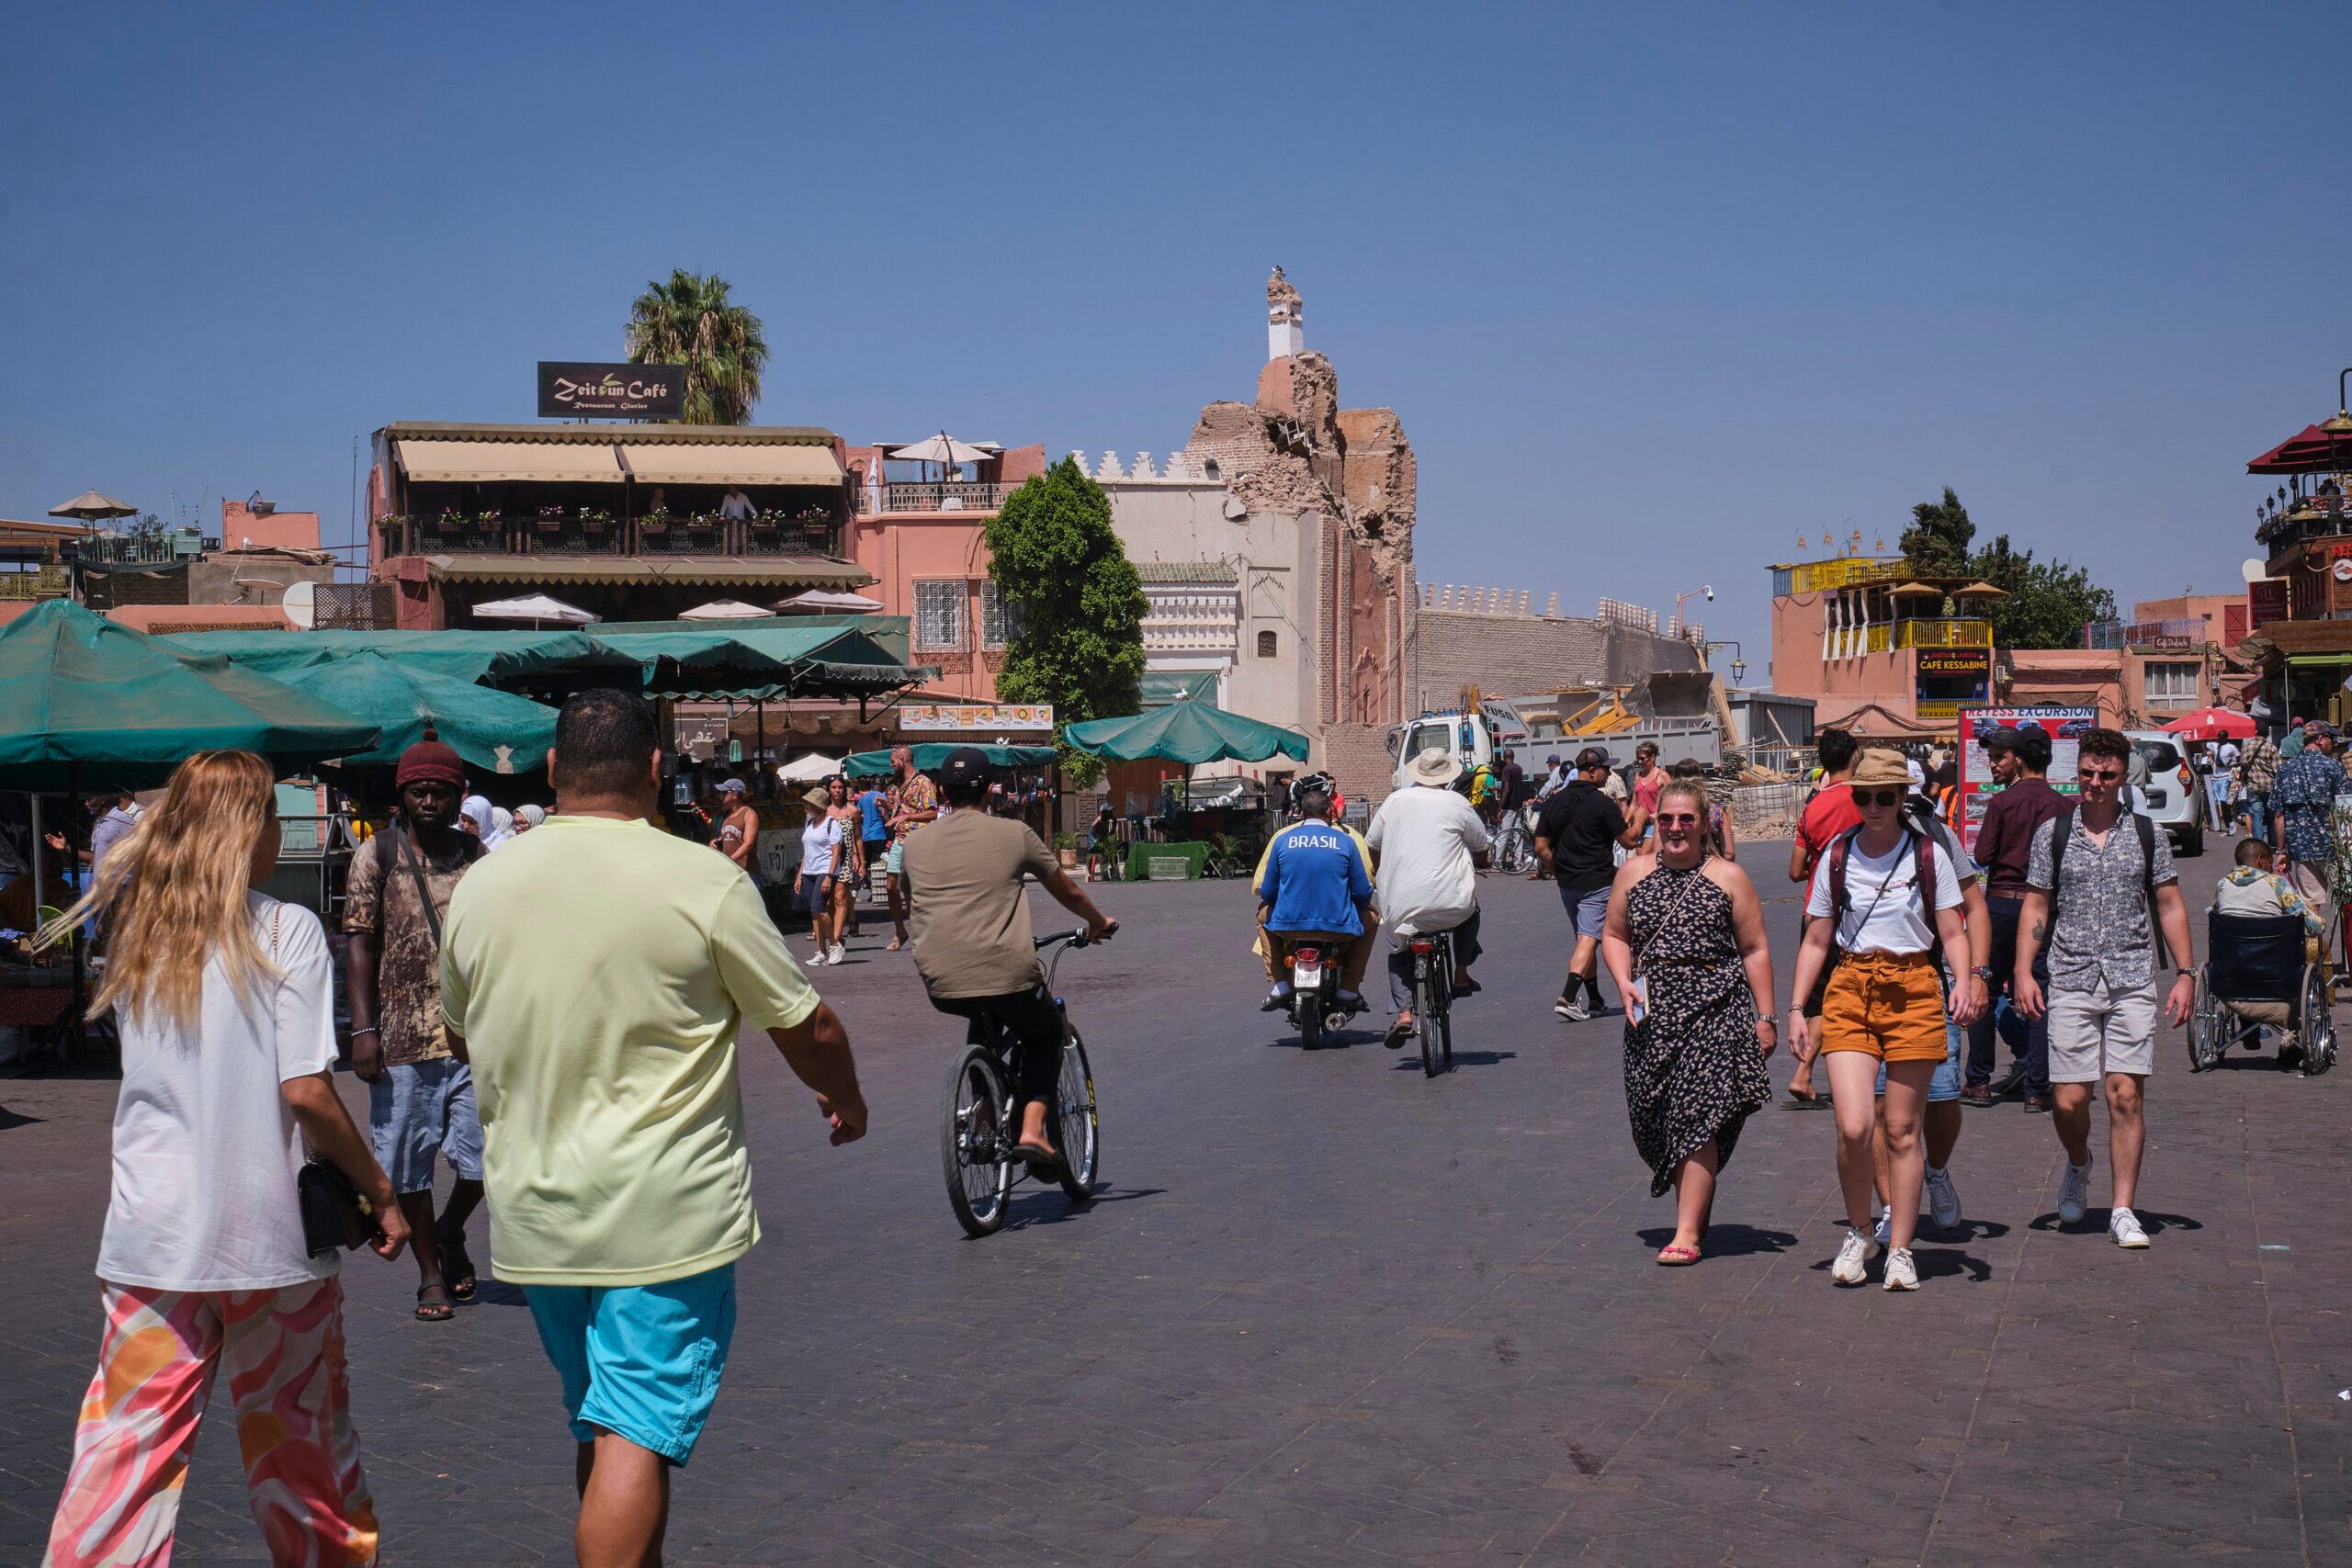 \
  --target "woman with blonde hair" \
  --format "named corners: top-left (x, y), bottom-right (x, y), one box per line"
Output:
top-left (1602, 776), bottom-right (1779, 1265)
top-left (41, 750), bottom-right (407, 1568)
